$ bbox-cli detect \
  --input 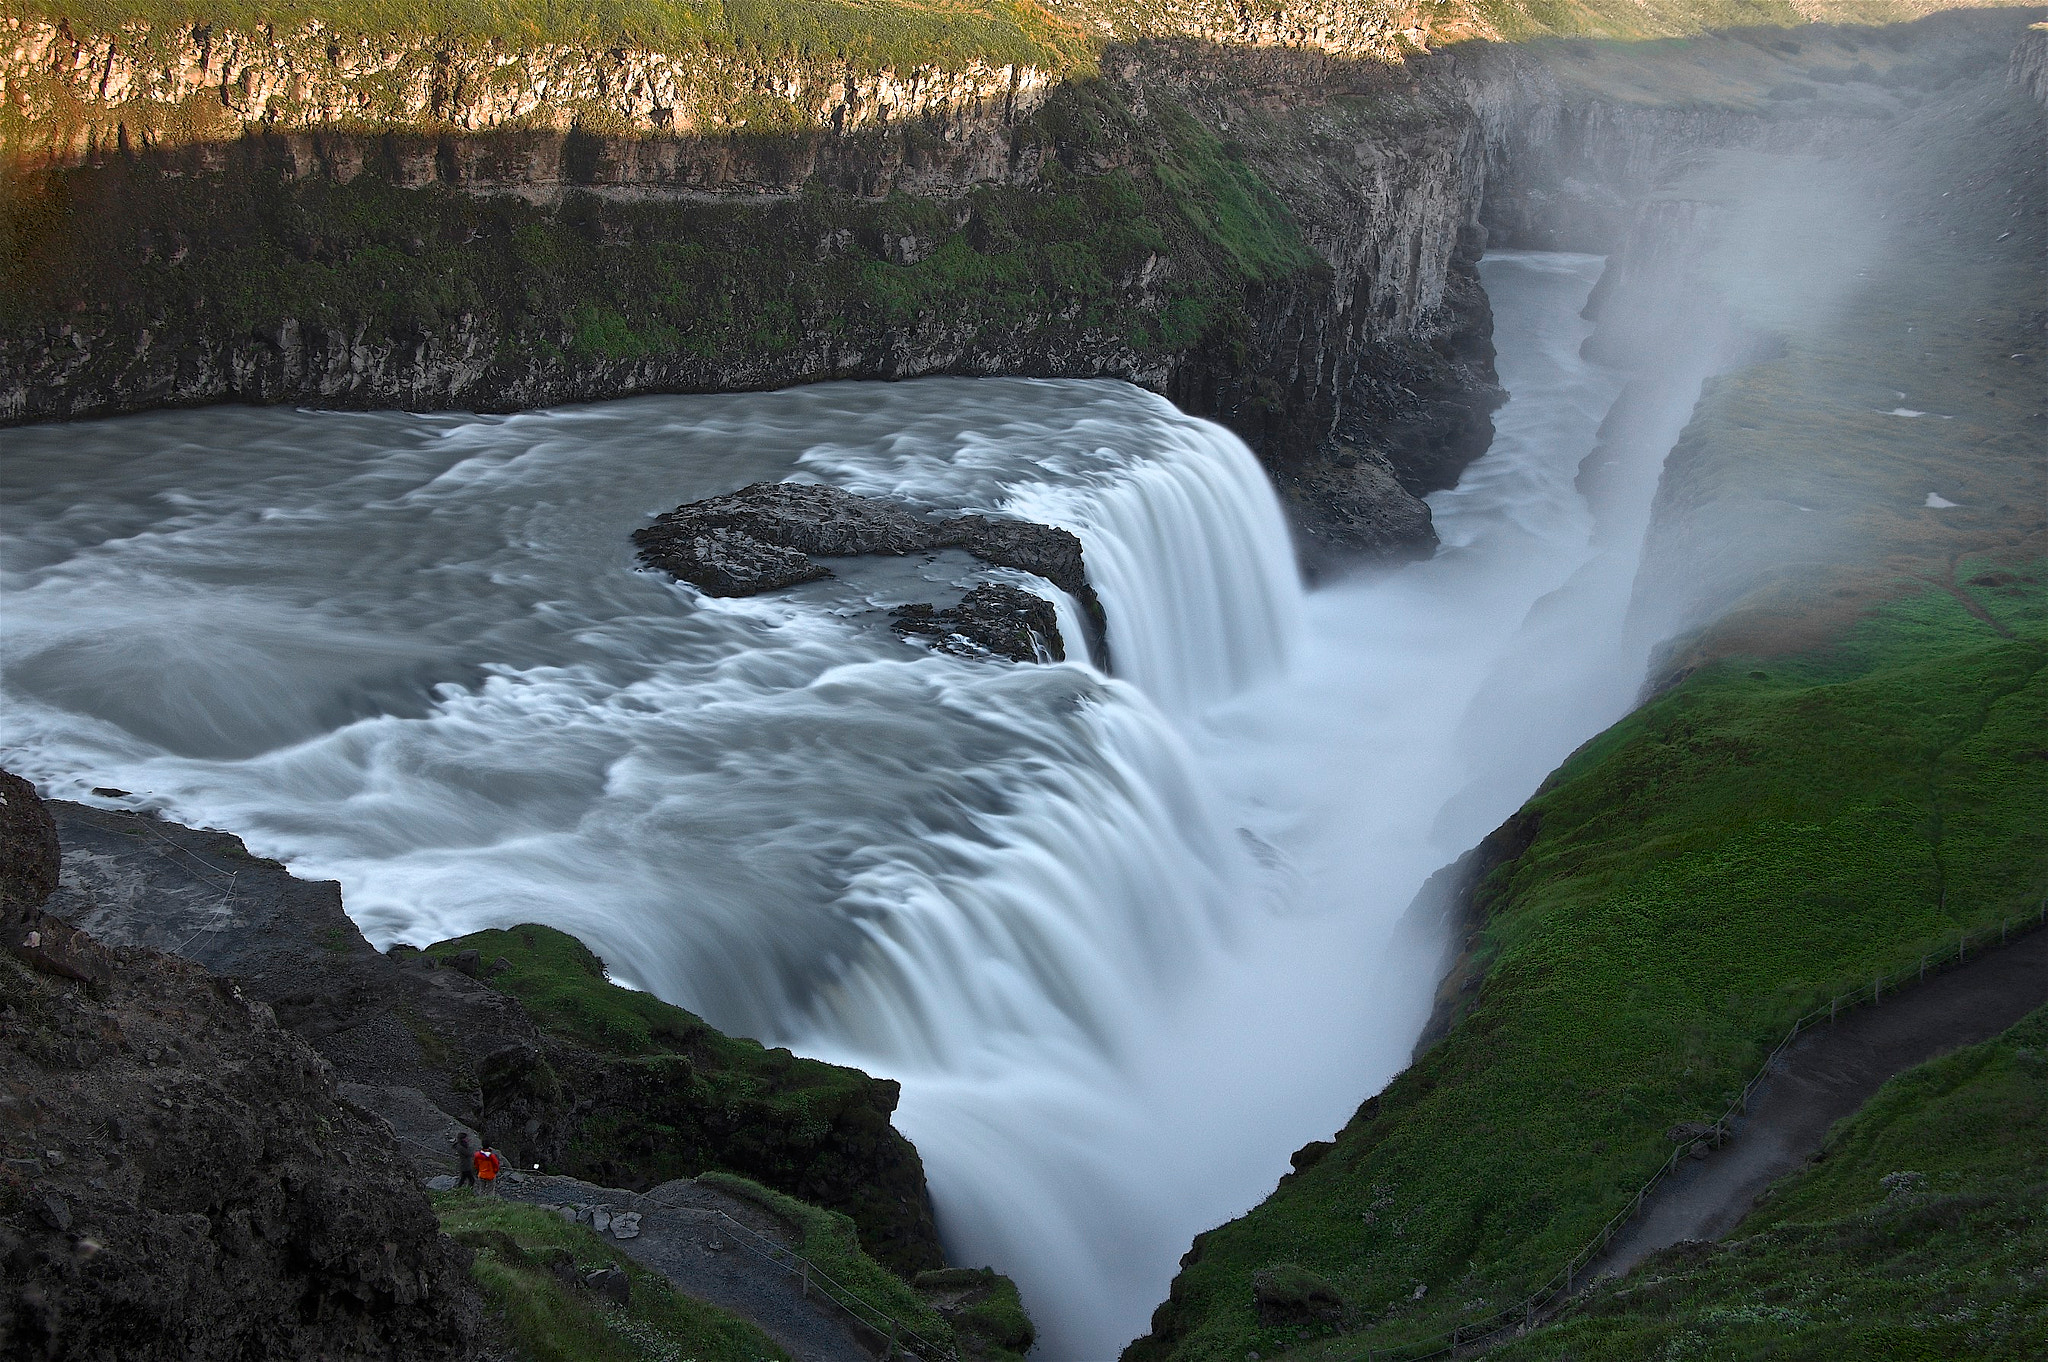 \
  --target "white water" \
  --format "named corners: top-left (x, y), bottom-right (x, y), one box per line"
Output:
top-left (0, 252), bottom-right (1663, 1356)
